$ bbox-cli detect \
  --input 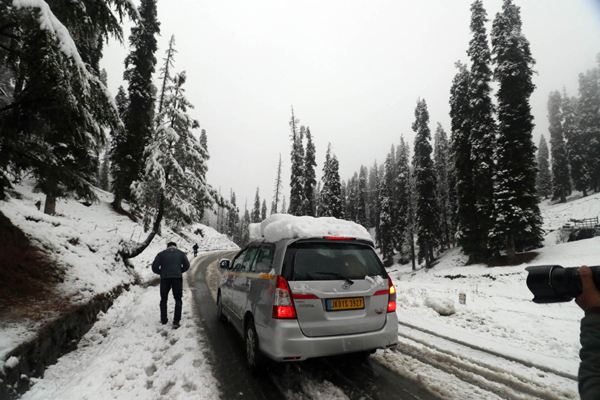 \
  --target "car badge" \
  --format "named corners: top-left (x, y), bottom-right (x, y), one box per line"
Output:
top-left (342, 281), bottom-right (352, 290)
